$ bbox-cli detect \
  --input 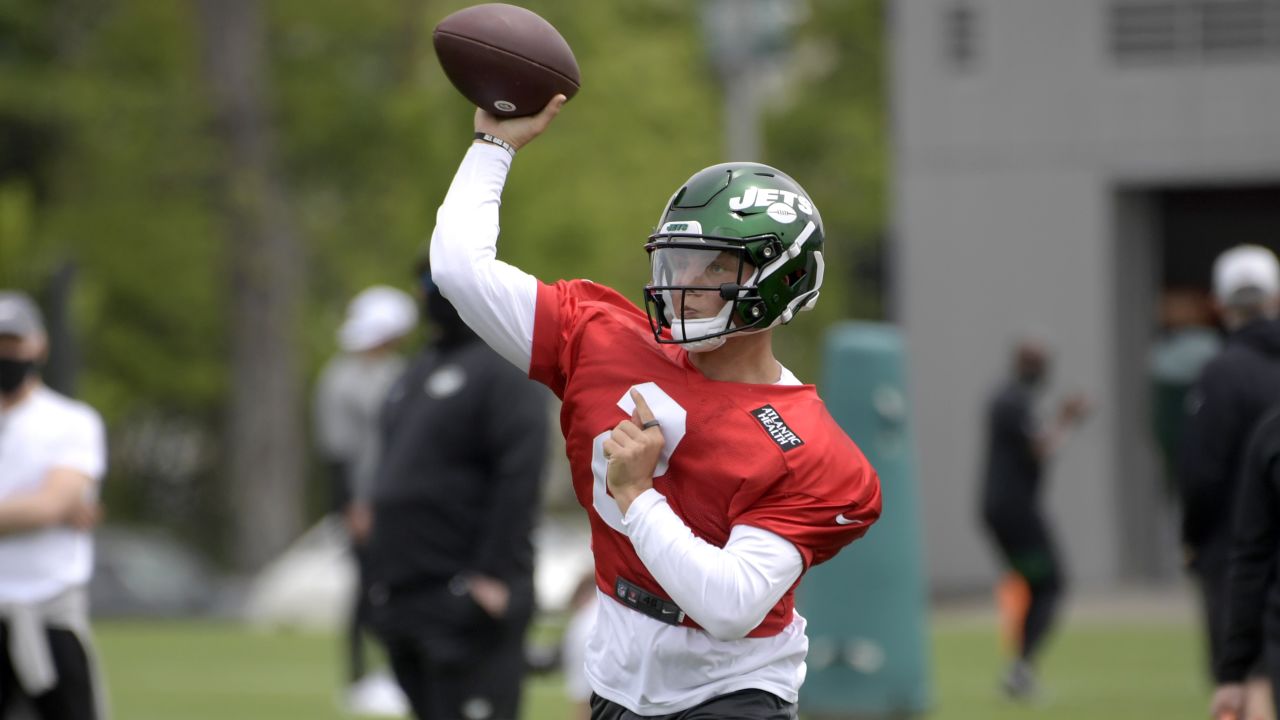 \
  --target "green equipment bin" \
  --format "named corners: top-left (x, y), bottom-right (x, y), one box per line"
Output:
top-left (797, 321), bottom-right (930, 718)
